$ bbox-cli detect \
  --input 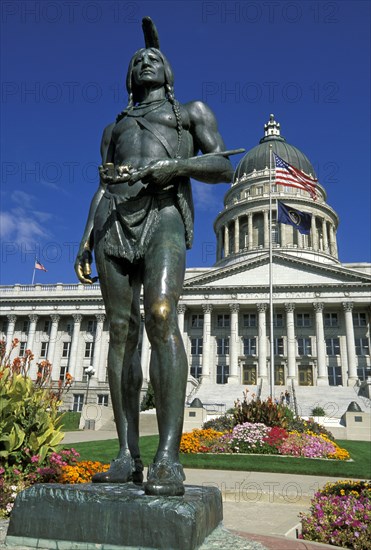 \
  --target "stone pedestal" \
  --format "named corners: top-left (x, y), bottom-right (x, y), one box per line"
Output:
top-left (6, 483), bottom-right (223, 550)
